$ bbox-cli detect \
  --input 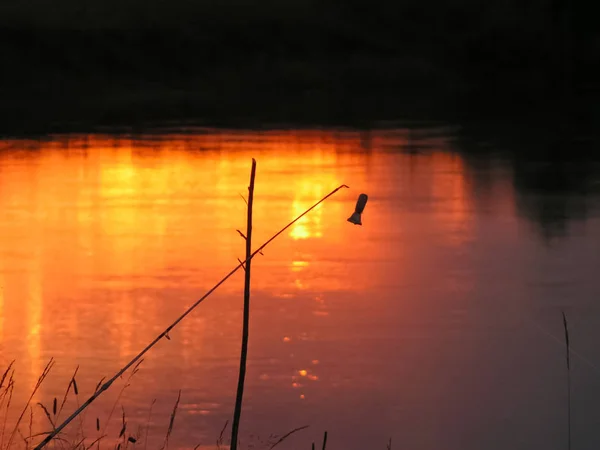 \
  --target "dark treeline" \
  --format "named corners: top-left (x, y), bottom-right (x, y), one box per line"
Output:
top-left (1, 0), bottom-right (599, 133)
